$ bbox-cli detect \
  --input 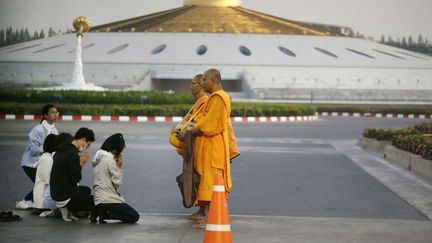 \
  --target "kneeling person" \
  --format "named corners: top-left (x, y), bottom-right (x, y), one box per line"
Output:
top-left (91, 133), bottom-right (139, 223)
top-left (50, 127), bottom-right (95, 222)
